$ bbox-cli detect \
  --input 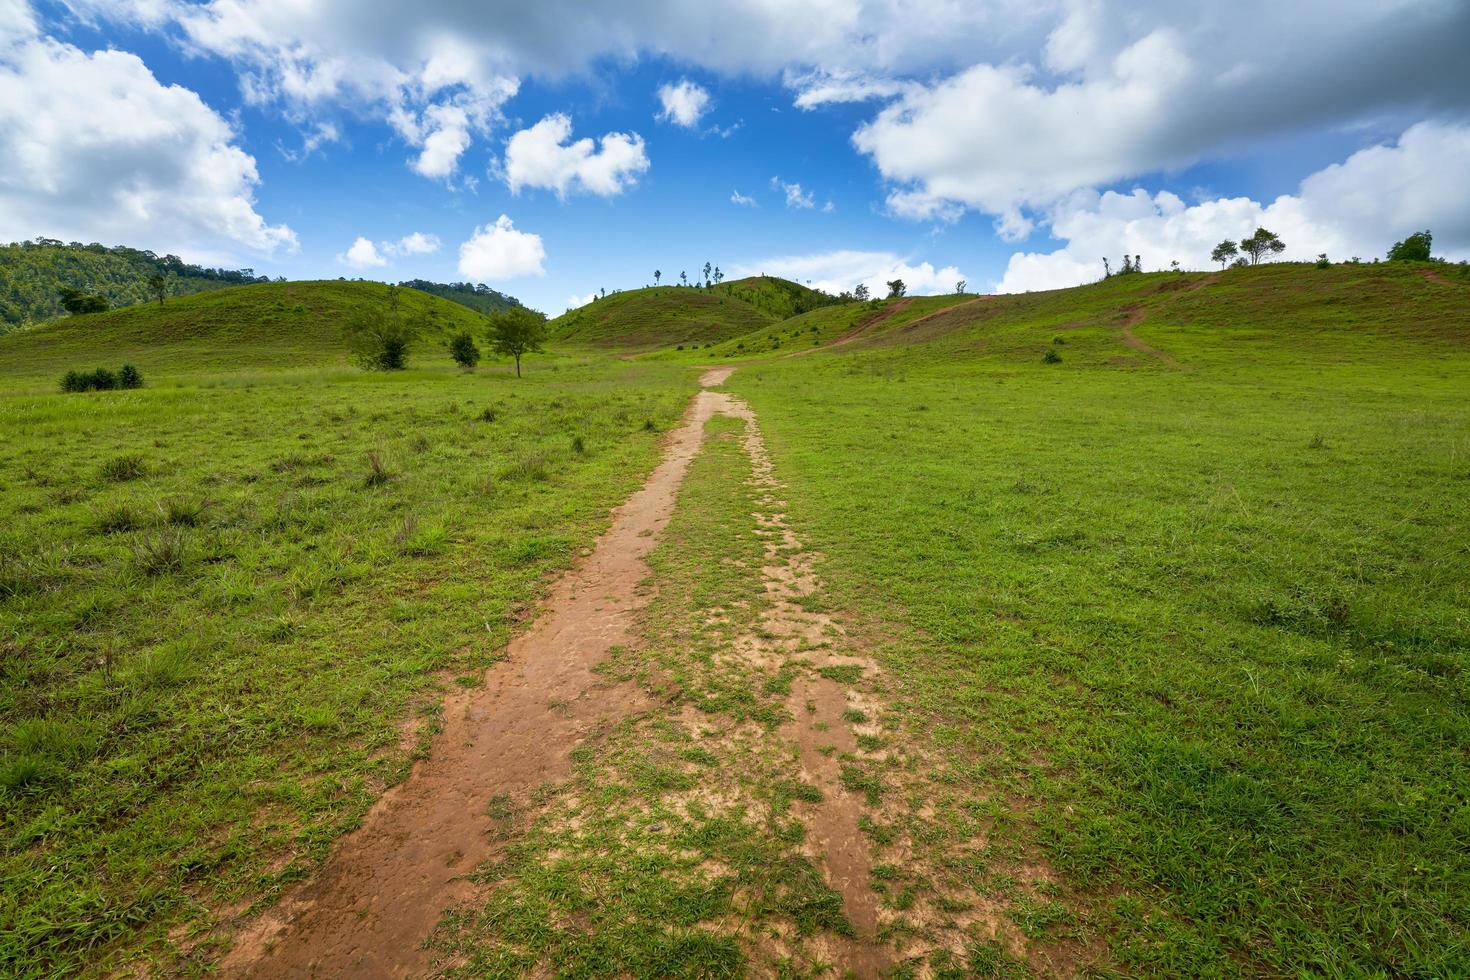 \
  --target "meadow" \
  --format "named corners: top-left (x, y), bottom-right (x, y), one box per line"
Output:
top-left (2, 263), bottom-right (1467, 976)
top-left (0, 326), bottom-right (696, 974)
